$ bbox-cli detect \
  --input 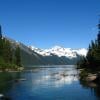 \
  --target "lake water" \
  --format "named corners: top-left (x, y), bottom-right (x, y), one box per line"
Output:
top-left (0, 65), bottom-right (100, 100)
